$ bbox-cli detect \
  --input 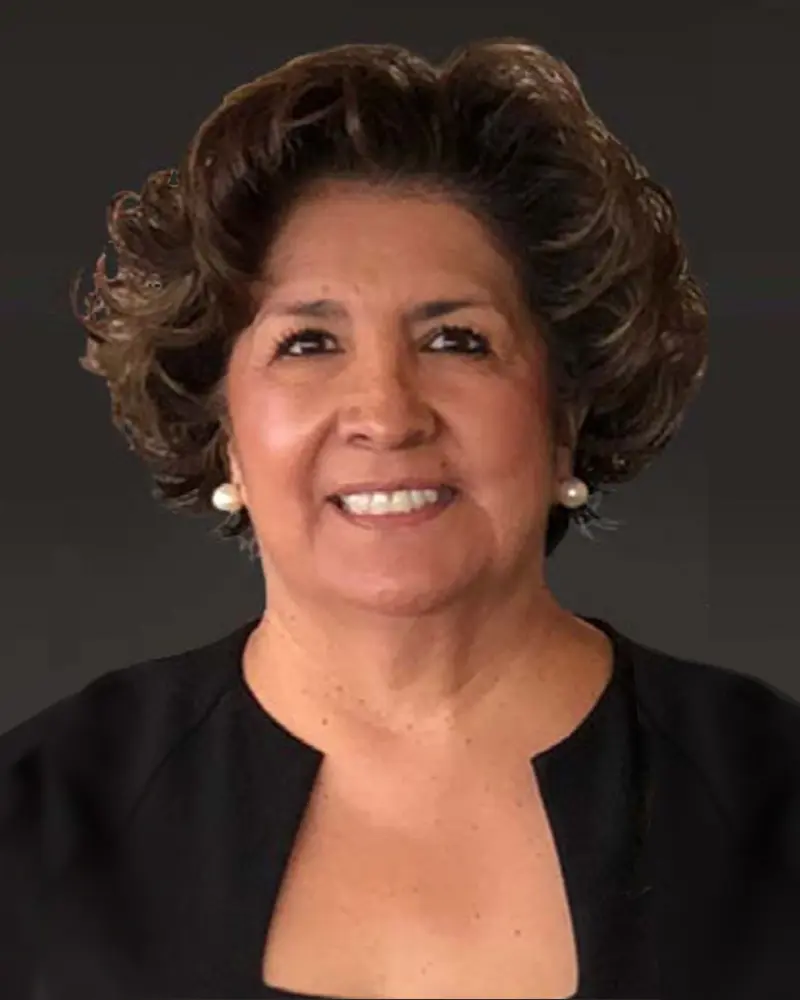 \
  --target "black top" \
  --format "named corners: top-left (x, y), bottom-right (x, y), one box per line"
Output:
top-left (1, 616), bottom-right (799, 1000)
